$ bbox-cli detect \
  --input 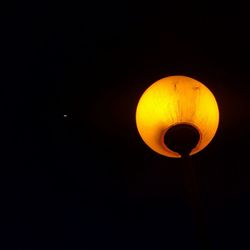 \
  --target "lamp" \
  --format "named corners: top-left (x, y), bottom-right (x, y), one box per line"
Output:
top-left (136, 75), bottom-right (219, 157)
top-left (136, 75), bottom-right (219, 249)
